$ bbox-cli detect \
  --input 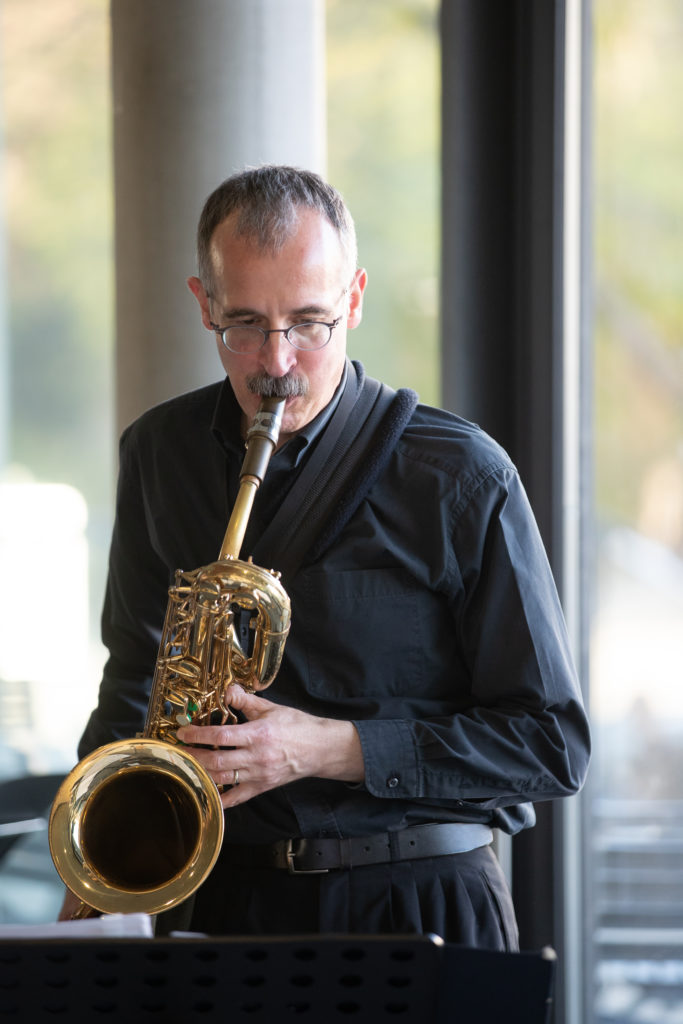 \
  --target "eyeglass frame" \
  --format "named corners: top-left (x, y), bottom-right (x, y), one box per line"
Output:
top-left (206, 284), bottom-right (351, 355)
top-left (207, 312), bottom-right (344, 355)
